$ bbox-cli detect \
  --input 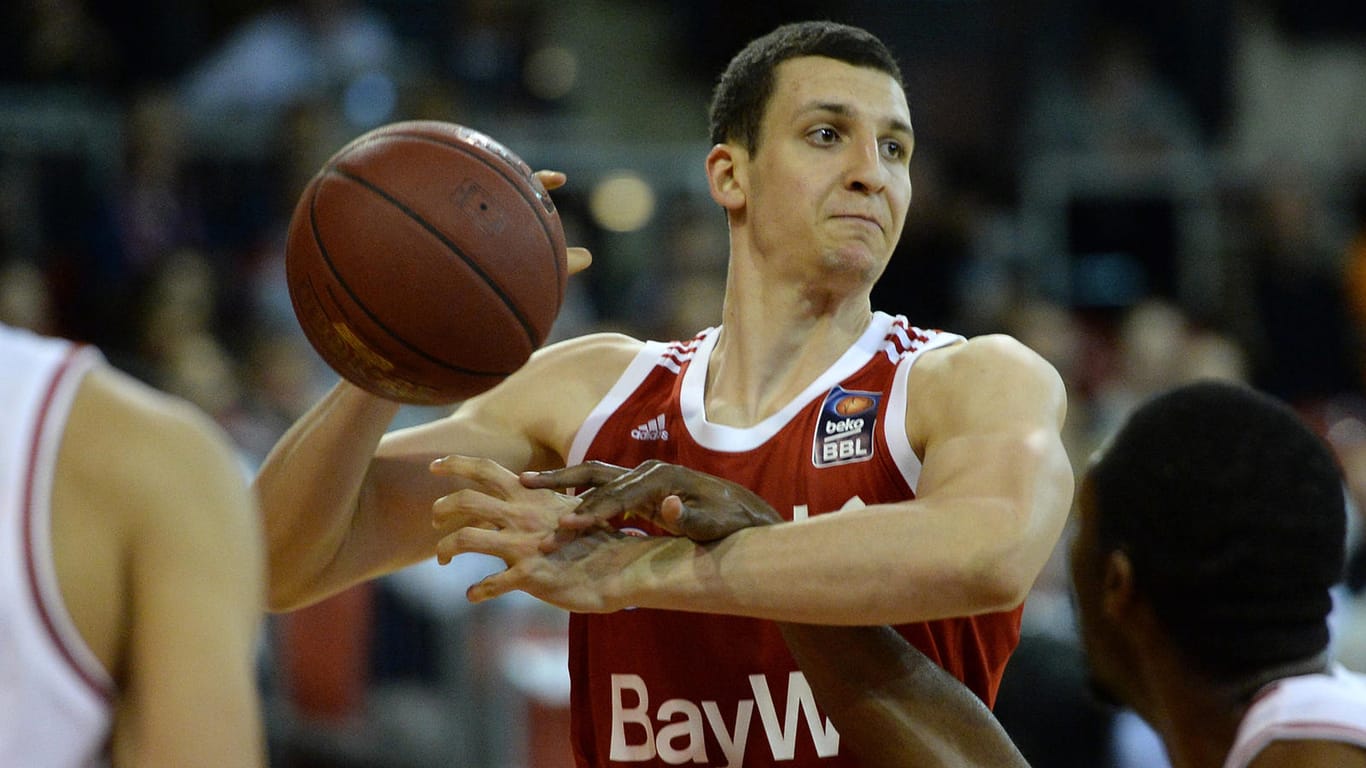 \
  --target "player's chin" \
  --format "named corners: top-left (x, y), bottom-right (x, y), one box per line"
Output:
top-left (821, 244), bottom-right (886, 282)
